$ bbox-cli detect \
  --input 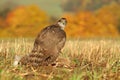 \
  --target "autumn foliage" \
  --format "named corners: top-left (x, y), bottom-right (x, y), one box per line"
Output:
top-left (64, 11), bottom-right (119, 38)
top-left (0, 3), bottom-right (120, 38)
top-left (6, 5), bottom-right (48, 27)
top-left (0, 5), bottom-right (49, 37)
